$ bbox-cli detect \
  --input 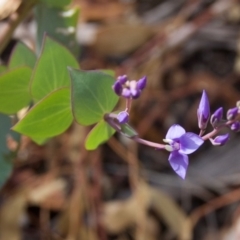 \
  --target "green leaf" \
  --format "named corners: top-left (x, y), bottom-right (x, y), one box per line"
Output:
top-left (0, 65), bottom-right (7, 74)
top-left (85, 120), bottom-right (115, 150)
top-left (40, 0), bottom-right (71, 7)
top-left (13, 88), bottom-right (73, 140)
top-left (101, 69), bottom-right (115, 77)
top-left (69, 69), bottom-right (119, 125)
top-left (35, 5), bottom-right (79, 55)
top-left (31, 136), bottom-right (48, 145)
top-left (0, 113), bottom-right (20, 188)
top-left (9, 42), bottom-right (36, 69)
top-left (31, 36), bottom-right (79, 102)
top-left (0, 67), bottom-right (32, 114)
top-left (0, 159), bottom-right (12, 188)
top-left (120, 123), bottom-right (138, 137)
